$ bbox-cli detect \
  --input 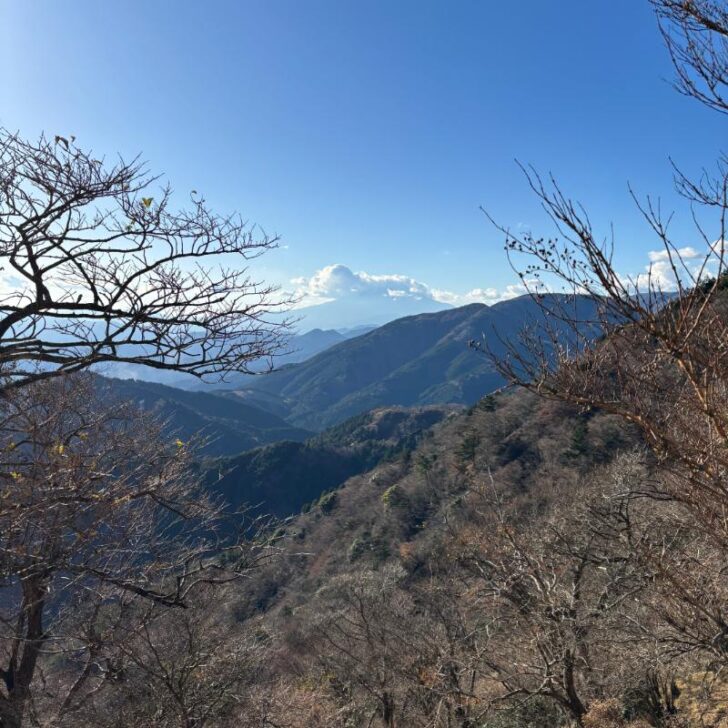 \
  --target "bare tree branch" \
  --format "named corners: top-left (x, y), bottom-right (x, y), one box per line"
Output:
top-left (0, 130), bottom-right (293, 391)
